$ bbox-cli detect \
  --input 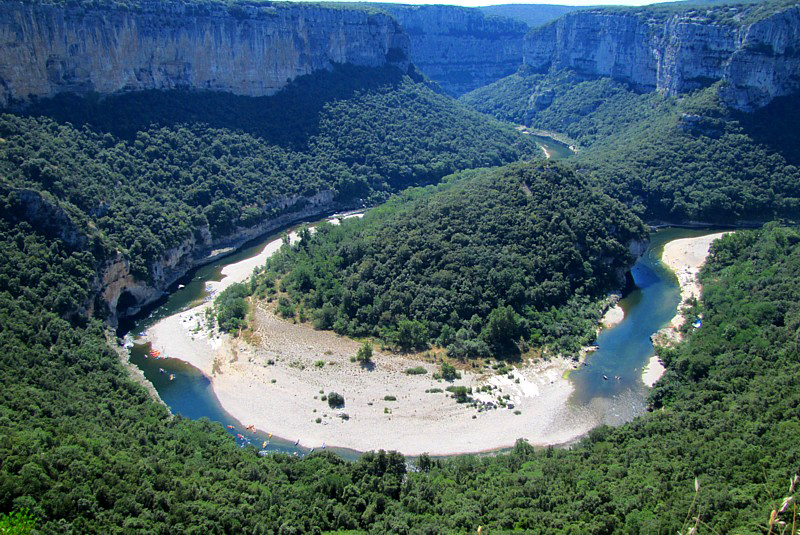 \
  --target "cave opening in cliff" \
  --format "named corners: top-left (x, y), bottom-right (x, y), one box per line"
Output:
top-left (116, 290), bottom-right (139, 318)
